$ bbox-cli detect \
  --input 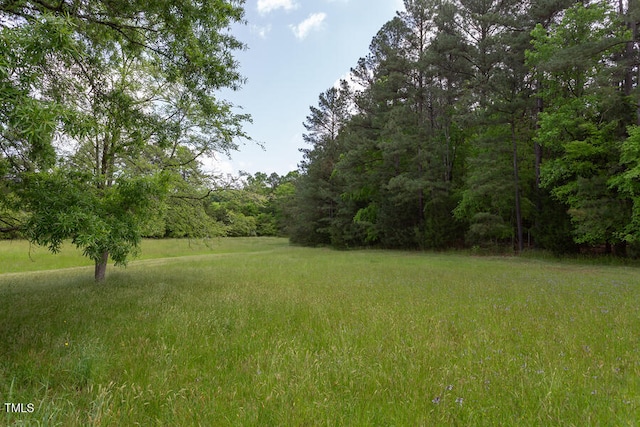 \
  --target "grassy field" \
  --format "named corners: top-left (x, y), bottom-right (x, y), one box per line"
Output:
top-left (0, 238), bottom-right (639, 426)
